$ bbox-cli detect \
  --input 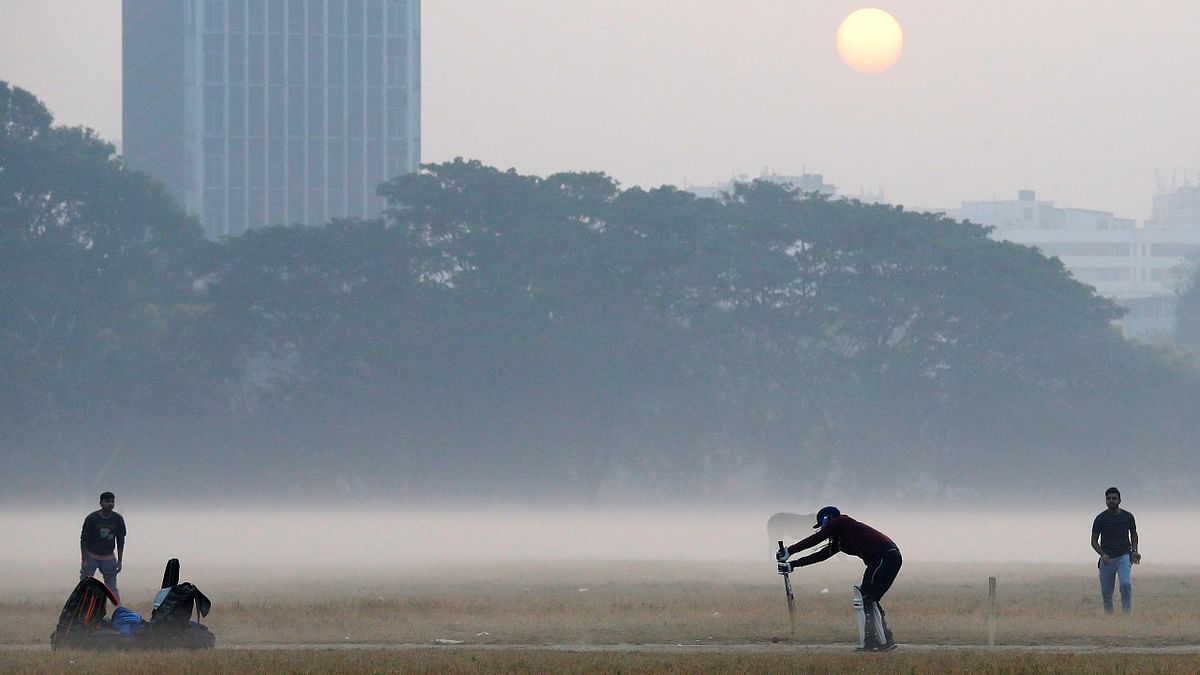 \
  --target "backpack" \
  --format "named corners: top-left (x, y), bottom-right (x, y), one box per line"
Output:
top-left (49, 578), bottom-right (120, 650)
top-left (150, 582), bottom-right (212, 627)
top-left (138, 581), bottom-right (215, 649)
